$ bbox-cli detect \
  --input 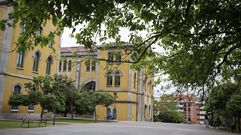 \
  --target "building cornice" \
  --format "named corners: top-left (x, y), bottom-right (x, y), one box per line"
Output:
top-left (95, 90), bottom-right (152, 97)
top-left (0, 72), bottom-right (33, 80)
